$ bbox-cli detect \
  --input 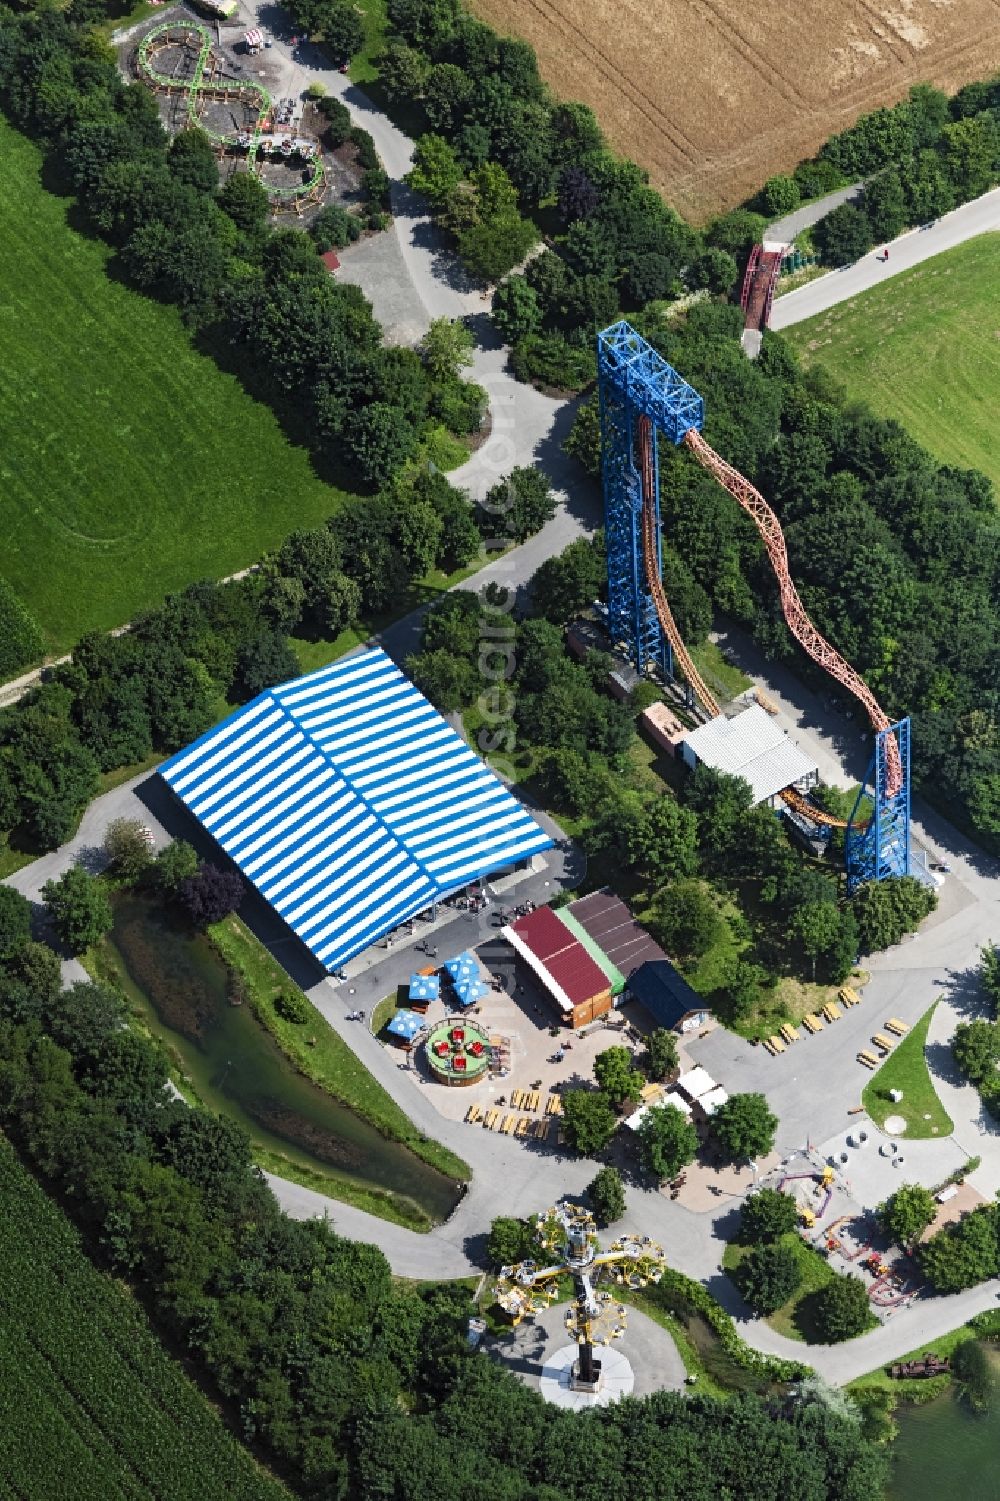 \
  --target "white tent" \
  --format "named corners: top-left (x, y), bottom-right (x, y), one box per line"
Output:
top-left (676, 1066), bottom-right (718, 1102)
